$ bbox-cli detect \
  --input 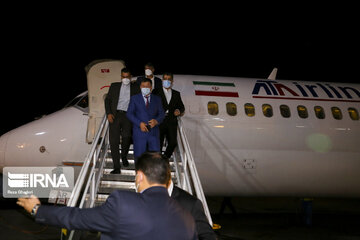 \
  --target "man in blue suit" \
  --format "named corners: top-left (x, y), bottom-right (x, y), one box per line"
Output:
top-left (126, 78), bottom-right (165, 159)
top-left (17, 152), bottom-right (197, 240)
